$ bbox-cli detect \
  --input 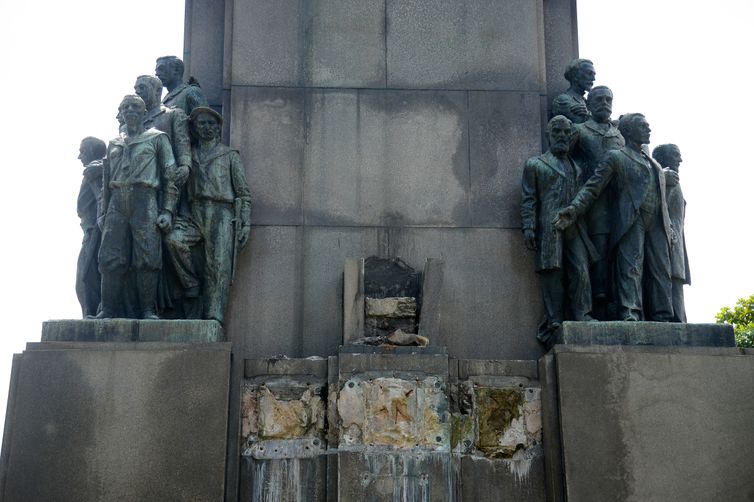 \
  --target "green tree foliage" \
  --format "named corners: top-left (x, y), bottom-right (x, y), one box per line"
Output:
top-left (716, 294), bottom-right (754, 347)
